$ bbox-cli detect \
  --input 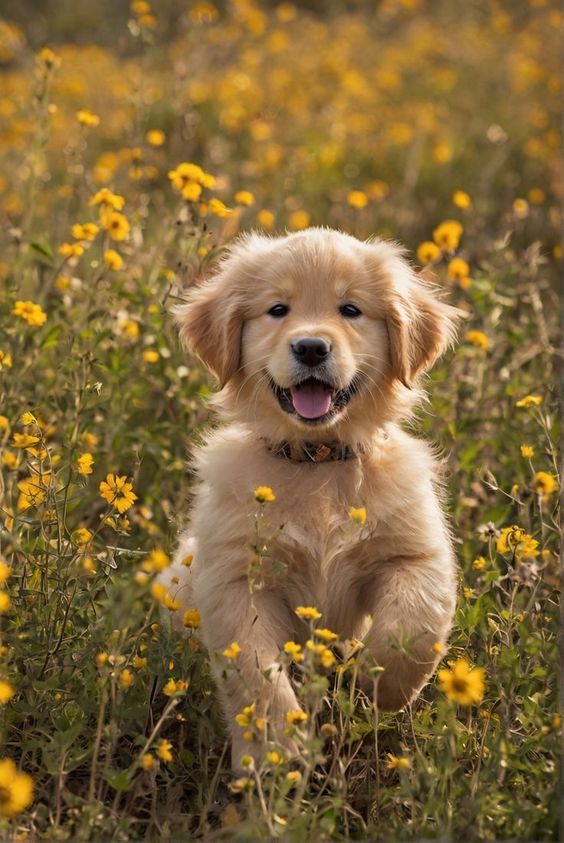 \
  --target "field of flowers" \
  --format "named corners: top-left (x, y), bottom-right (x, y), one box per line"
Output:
top-left (0, 0), bottom-right (560, 839)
